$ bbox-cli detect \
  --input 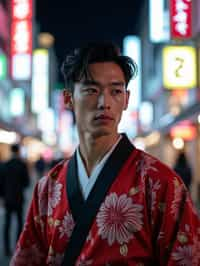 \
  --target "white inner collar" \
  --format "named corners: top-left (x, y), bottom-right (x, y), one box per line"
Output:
top-left (76, 135), bottom-right (122, 200)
